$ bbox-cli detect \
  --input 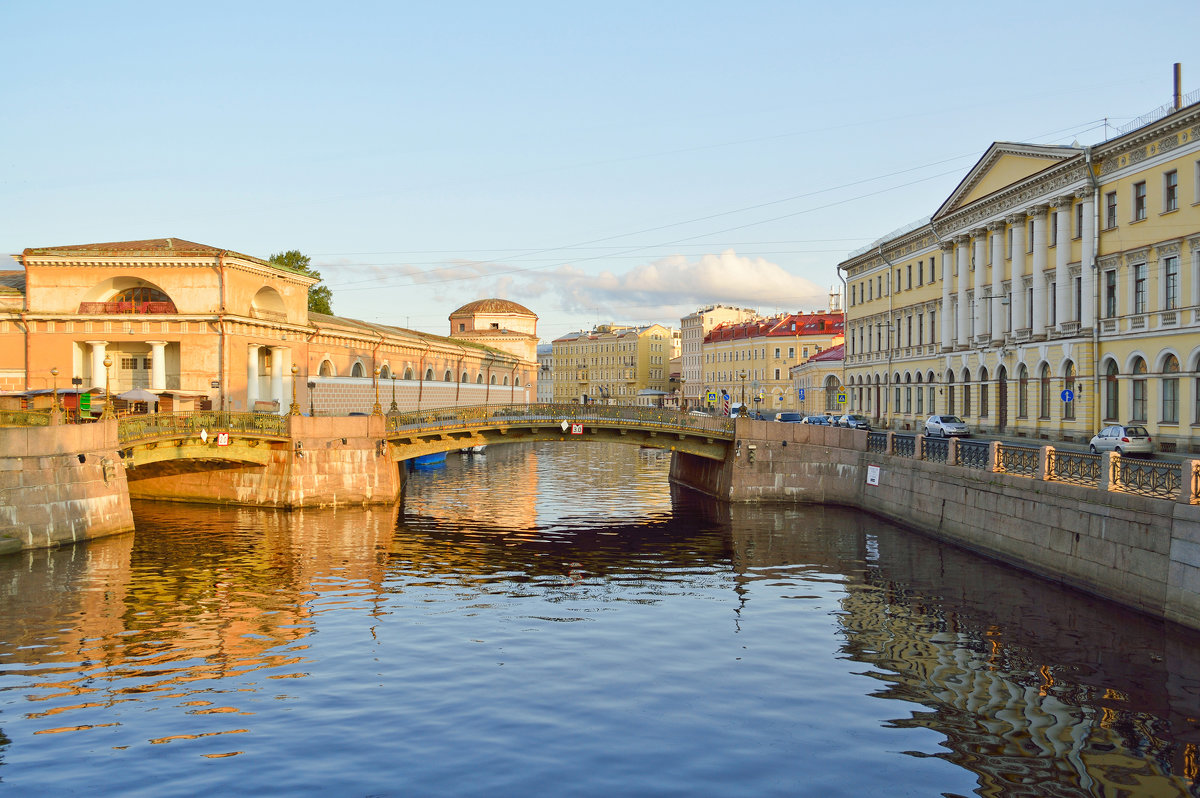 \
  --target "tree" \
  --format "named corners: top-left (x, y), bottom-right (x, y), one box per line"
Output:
top-left (268, 250), bottom-right (333, 315)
